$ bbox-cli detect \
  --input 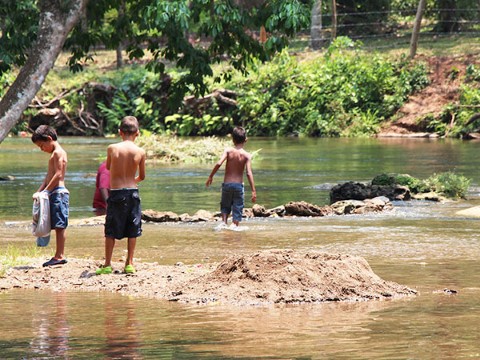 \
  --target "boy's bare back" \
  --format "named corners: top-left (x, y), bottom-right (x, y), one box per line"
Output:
top-left (107, 141), bottom-right (146, 189)
top-left (224, 147), bottom-right (252, 183)
top-left (206, 126), bottom-right (257, 212)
